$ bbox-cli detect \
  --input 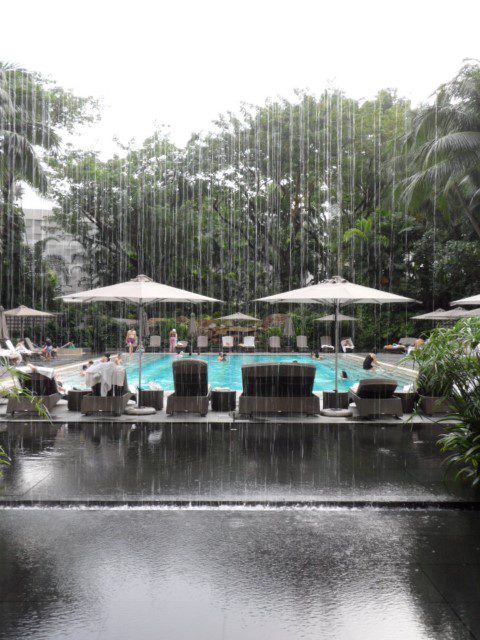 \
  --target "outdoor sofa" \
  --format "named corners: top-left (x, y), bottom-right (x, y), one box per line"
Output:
top-left (238, 362), bottom-right (320, 416)
top-left (166, 359), bottom-right (211, 416)
top-left (6, 370), bottom-right (62, 416)
top-left (348, 378), bottom-right (403, 418)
